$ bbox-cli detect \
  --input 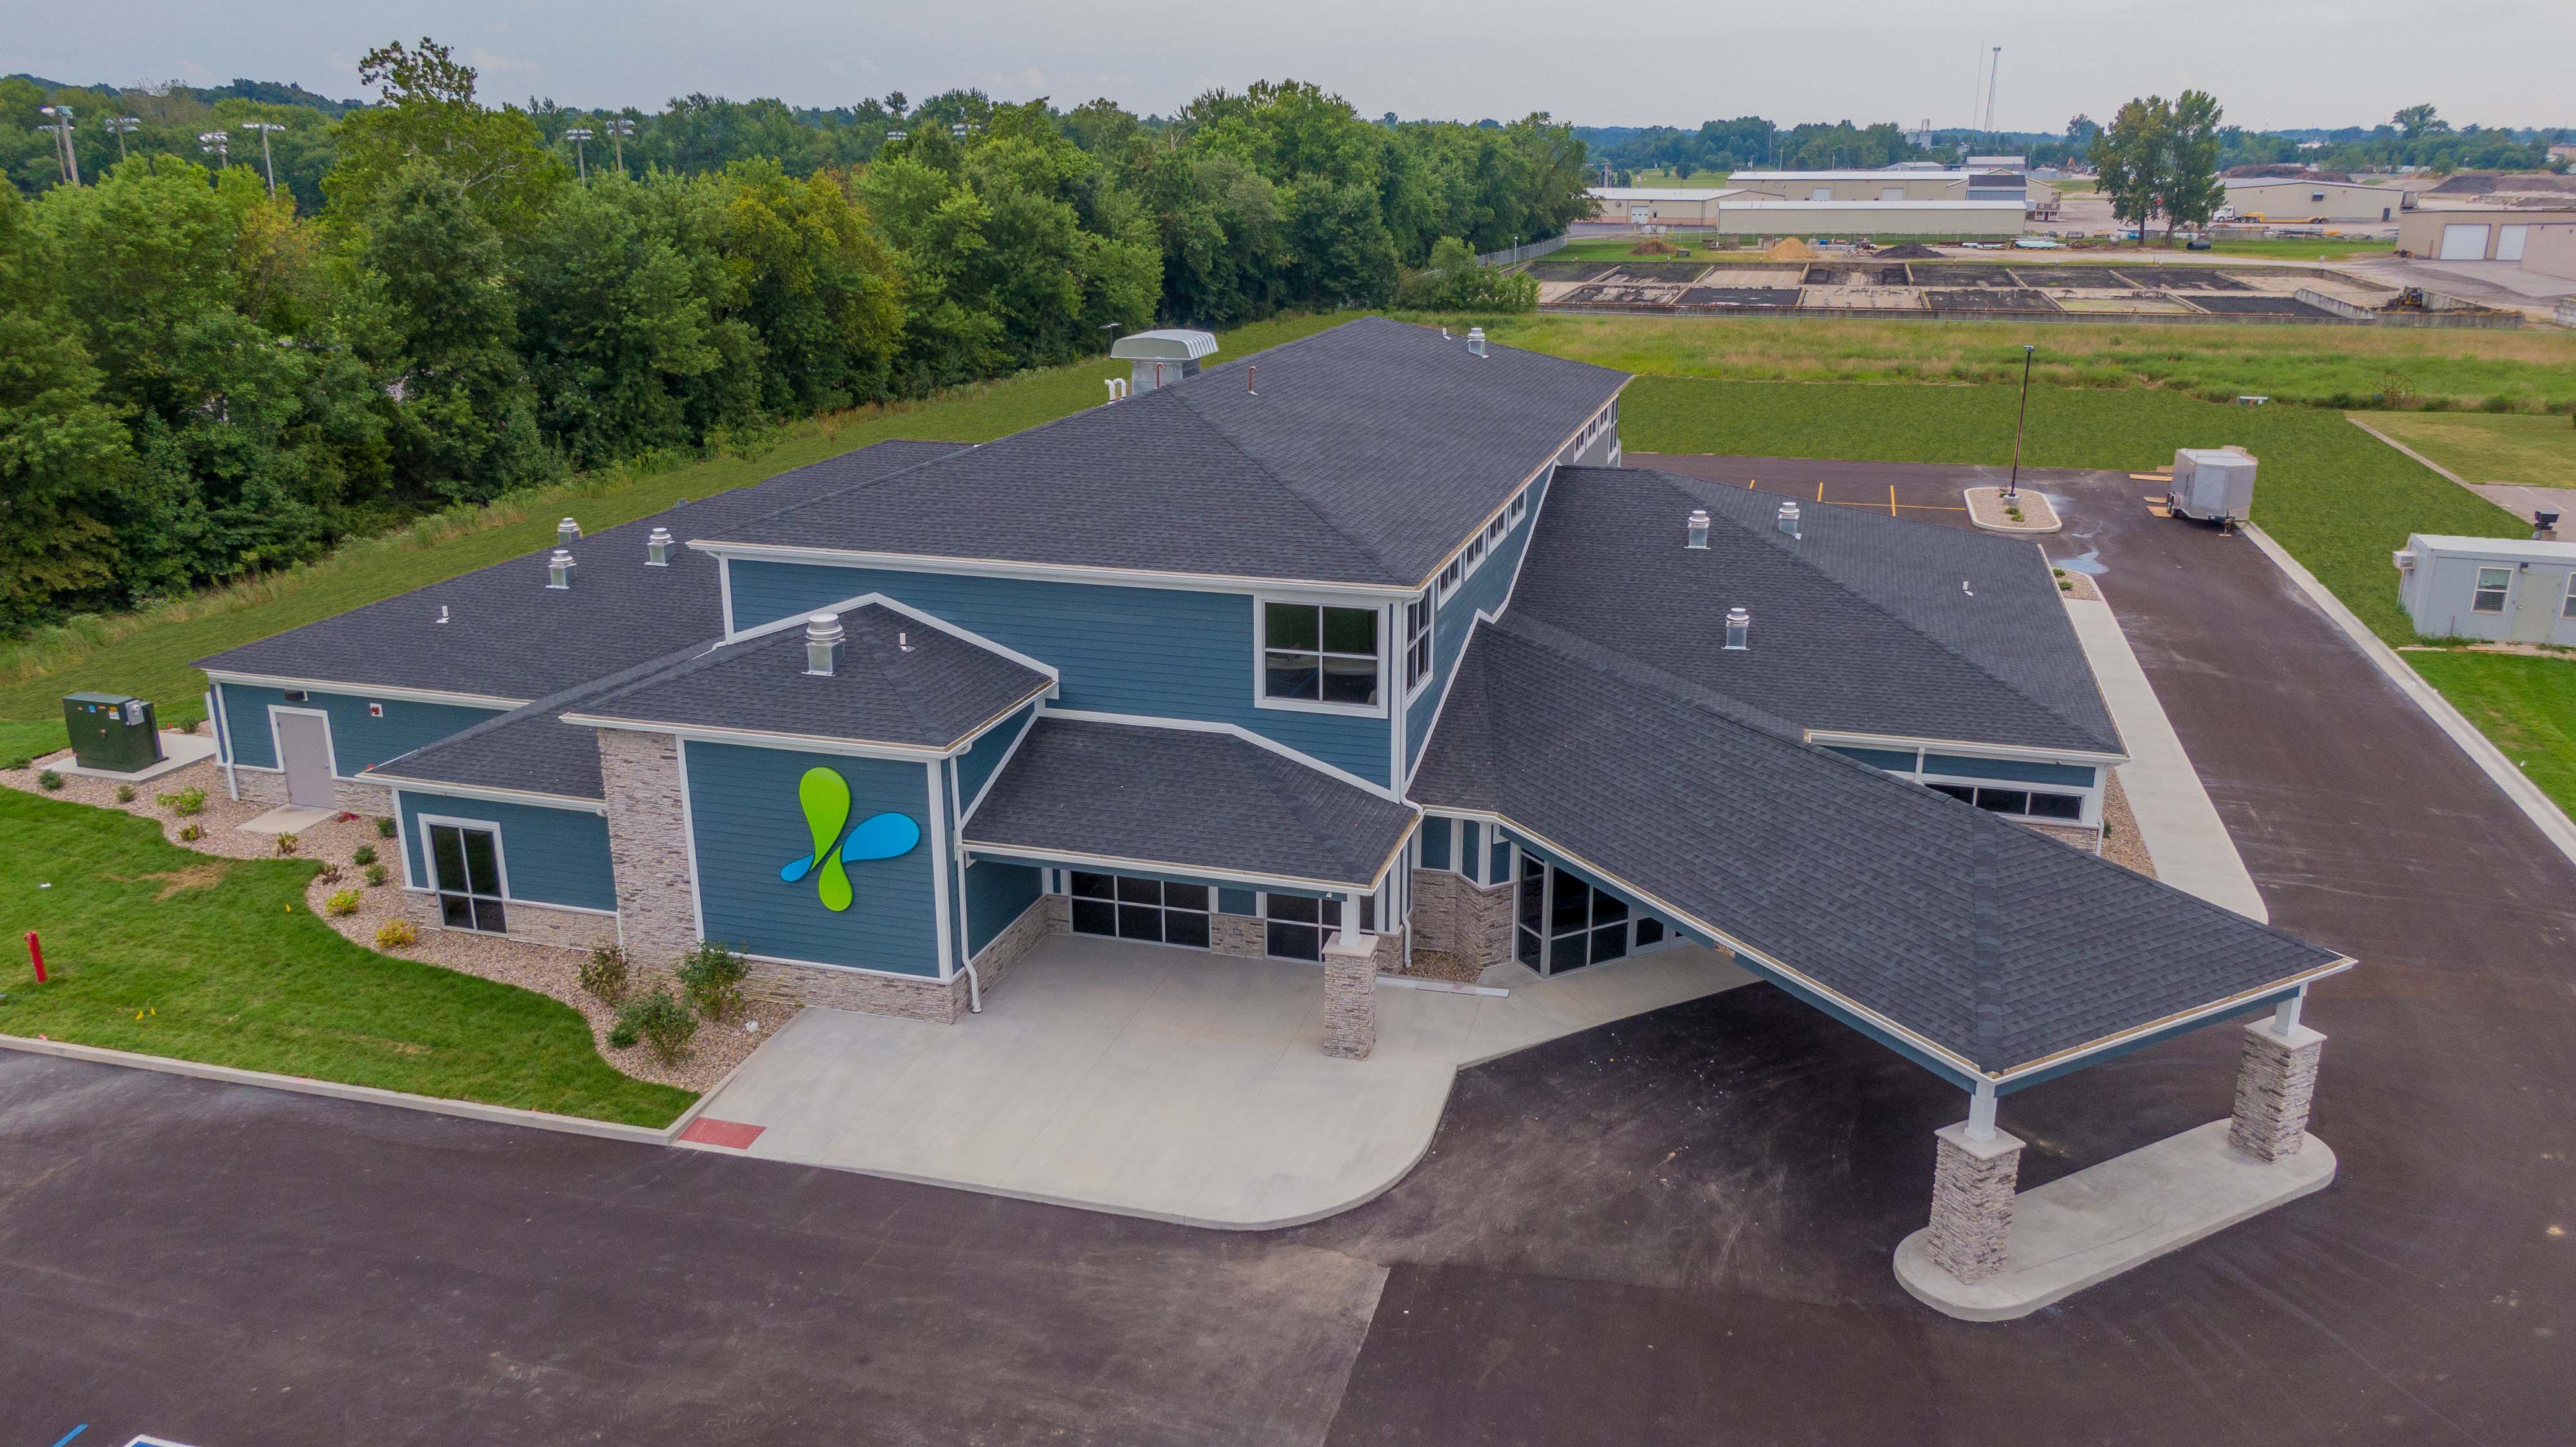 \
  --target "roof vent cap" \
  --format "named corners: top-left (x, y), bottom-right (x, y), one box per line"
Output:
top-left (646, 526), bottom-right (674, 566)
top-left (1467, 326), bottom-right (1487, 358)
top-left (805, 612), bottom-right (845, 676)
top-left (1685, 509), bottom-right (1710, 549)
top-left (557, 517), bottom-right (581, 545)
top-left (546, 549), bottom-right (576, 589)
top-left (1724, 606), bottom-right (1751, 651)
top-left (1777, 500), bottom-right (1801, 539)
